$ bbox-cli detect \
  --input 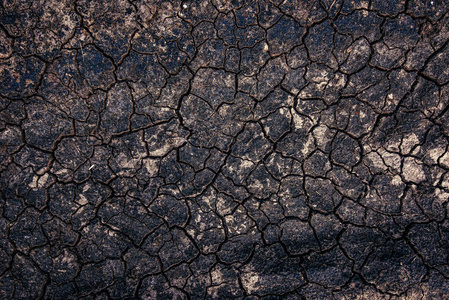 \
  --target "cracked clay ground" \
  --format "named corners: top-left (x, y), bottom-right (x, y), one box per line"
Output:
top-left (2, 0), bottom-right (449, 299)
